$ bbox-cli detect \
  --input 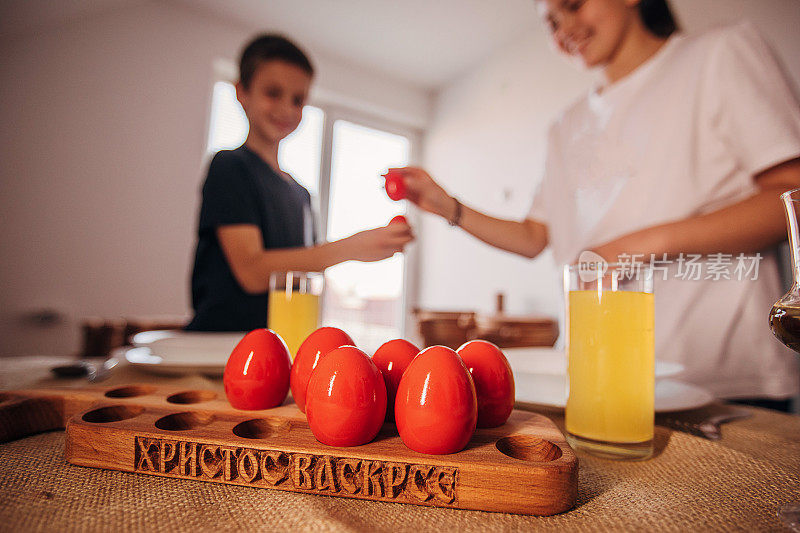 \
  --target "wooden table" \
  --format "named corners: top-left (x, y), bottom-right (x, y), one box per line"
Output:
top-left (1, 356), bottom-right (798, 532)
